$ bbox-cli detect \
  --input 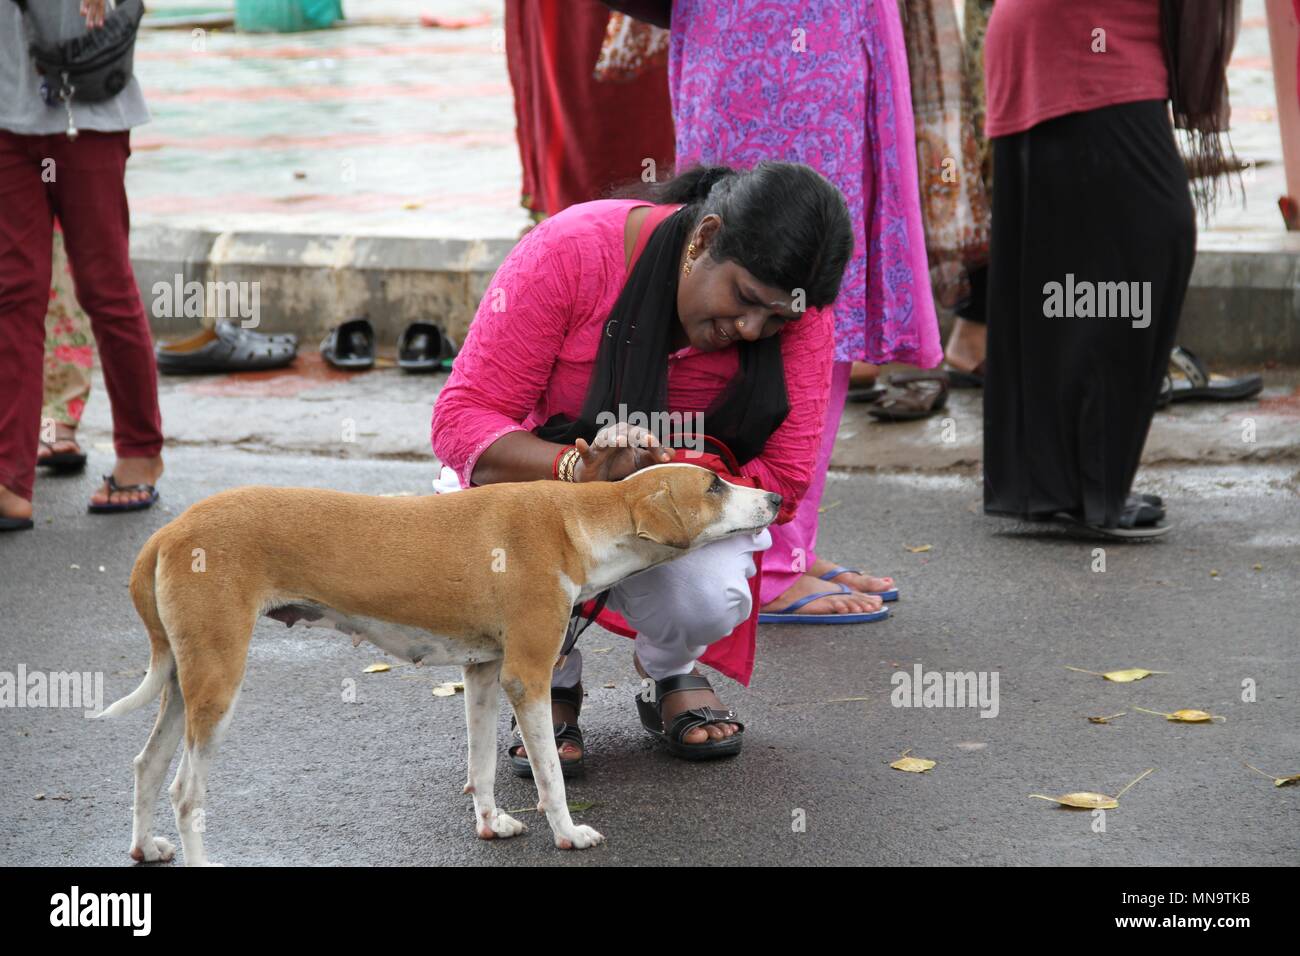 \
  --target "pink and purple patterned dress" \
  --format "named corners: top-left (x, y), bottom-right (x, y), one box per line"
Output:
top-left (668, 0), bottom-right (941, 367)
